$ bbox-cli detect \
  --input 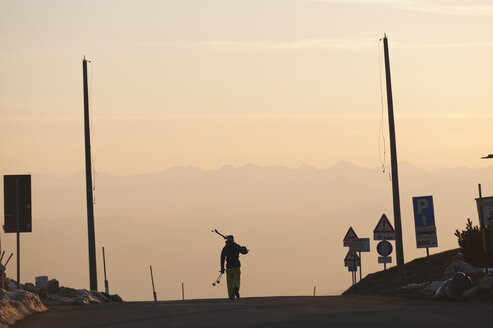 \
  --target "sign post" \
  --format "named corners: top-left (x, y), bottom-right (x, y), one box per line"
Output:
top-left (475, 194), bottom-right (493, 227)
top-left (3, 175), bottom-right (32, 289)
top-left (373, 214), bottom-right (395, 241)
top-left (376, 240), bottom-right (393, 271)
top-left (343, 227), bottom-right (358, 247)
top-left (476, 184), bottom-right (489, 274)
top-left (344, 250), bottom-right (360, 285)
top-left (349, 238), bottom-right (370, 280)
top-left (373, 214), bottom-right (395, 271)
top-left (343, 227), bottom-right (358, 284)
top-left (412, 195), bottom-right (438, 280)
top-left (412, 196), bottom-right (438, 250)
top-left (475, 186), bottom-right (493, 275)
